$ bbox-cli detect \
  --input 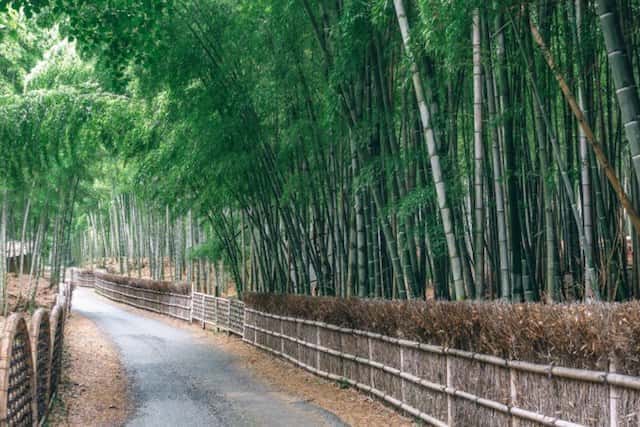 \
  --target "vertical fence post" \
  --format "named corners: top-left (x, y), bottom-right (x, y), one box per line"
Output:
top-left (446, 352), bottom-right (453, 426)
top-left (217, 298), bottom-right (222, 332)
top-left (241, 304), bottom-right (247, 339)
top-left (296, 320), bottom-right (301, 363)
top-left (368, 336), bottom-right (374, 388)
top-left (227, 300), bottom-right (232, 336)
top-left (609, 359), bottom-right (619, 427)
top-left (280, 318), bottom-right (285, 355)
top-left (316, 323), bottom-right (321, 371)
top-left (189, 293), bottom-right (193, 324)
top-left (510, 365), bottom-right (518, 427)
top-left (200, 295), bottom-right (205, 330)
top-left (253, 312), bottom-right (258, 344)
top-left (400, 346), bottom-right (406, 404)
